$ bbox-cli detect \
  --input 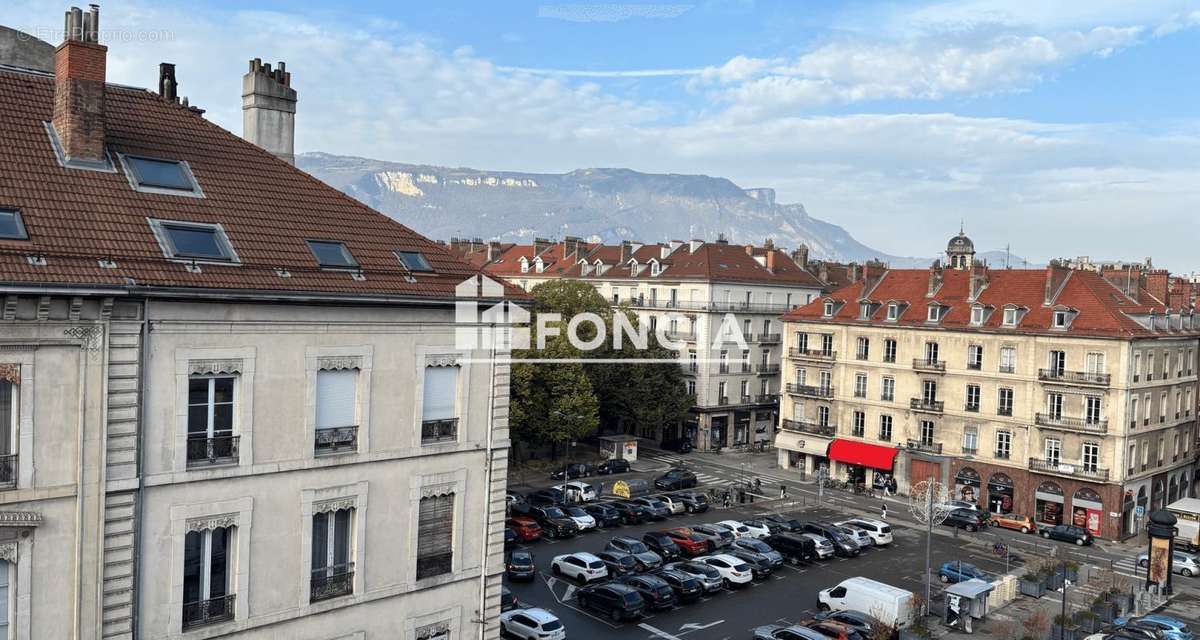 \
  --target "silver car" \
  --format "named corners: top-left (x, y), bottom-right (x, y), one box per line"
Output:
top-left (1137, 551), bottom-right (1200, 577)
top-left (732, 538), bottom-right (784, 567)
top-left (837, 525), bottom-right (873, 549)
top-left (802, 532), bottom-right (835, 559)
